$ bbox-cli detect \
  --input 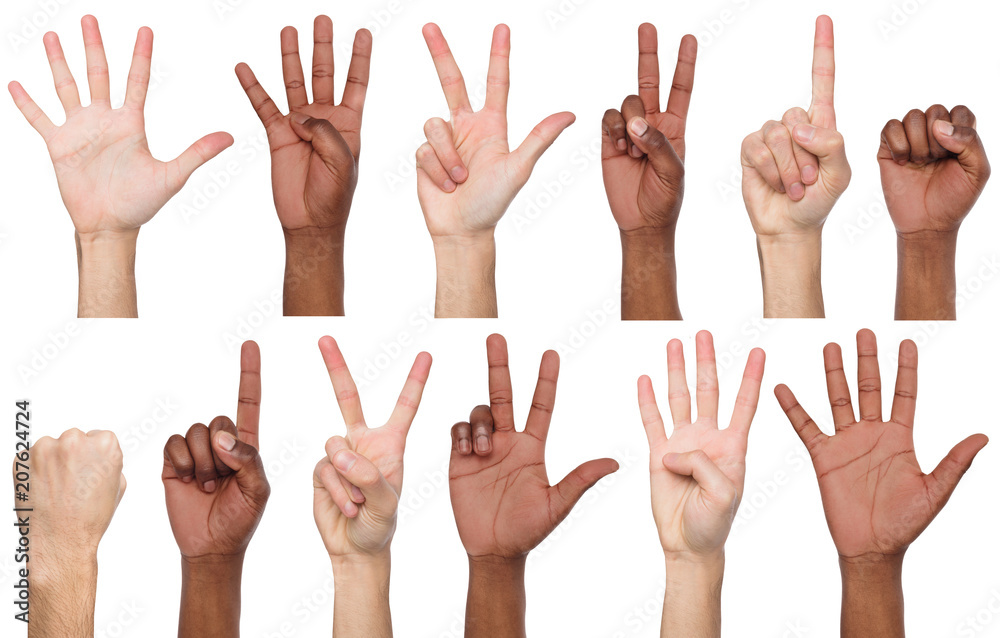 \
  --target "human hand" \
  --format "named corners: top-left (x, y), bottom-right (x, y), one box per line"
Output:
top-left (312, 337), bottom-right (432, 559)
top-left (602, 25), bottom-right (696, 235)
top-left (235, 16), bottom-right (370, 234)
top-left (638, 332), bottom-right (765, 560)
top-left (775, 329), bottom-right (987, 562)
top-left (449, 334), bottom-right (619, 559)
top-left (162, 341), bottom-right (269, 560)
top-left (741, 15), bottom-right (850, 239)
top-left (9, 15), bottom-right (232, 237)
top-left (879, 105), bottom-right (990, 236)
